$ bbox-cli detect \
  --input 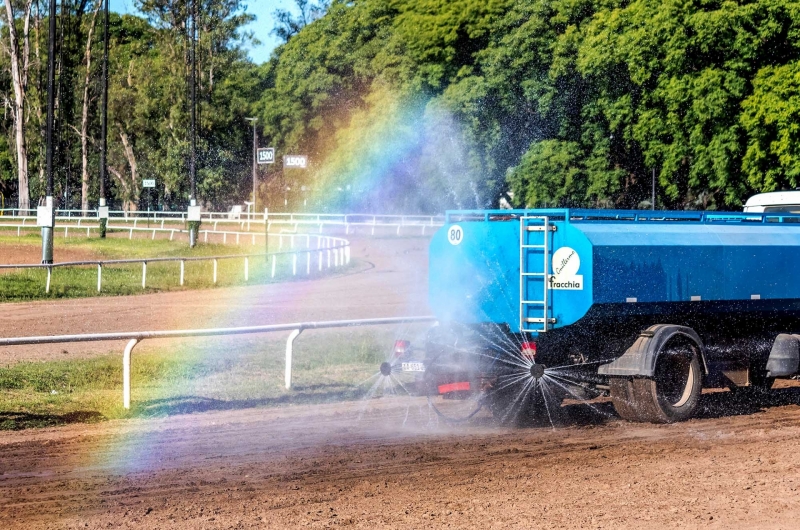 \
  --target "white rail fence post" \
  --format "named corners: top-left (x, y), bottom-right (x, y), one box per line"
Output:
top-left (97, 264), bottom-right (102, 292)
top-left (123, 339), bottom-right (139, 409)
top-left (285, 328), bottom-right (302, 389)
